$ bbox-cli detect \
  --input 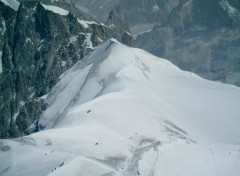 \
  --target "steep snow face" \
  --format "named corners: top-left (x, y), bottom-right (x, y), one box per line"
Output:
top-left (1, 40), bottom-right (240, 176)
top-left (0, 0), bottom-right (19, 11)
